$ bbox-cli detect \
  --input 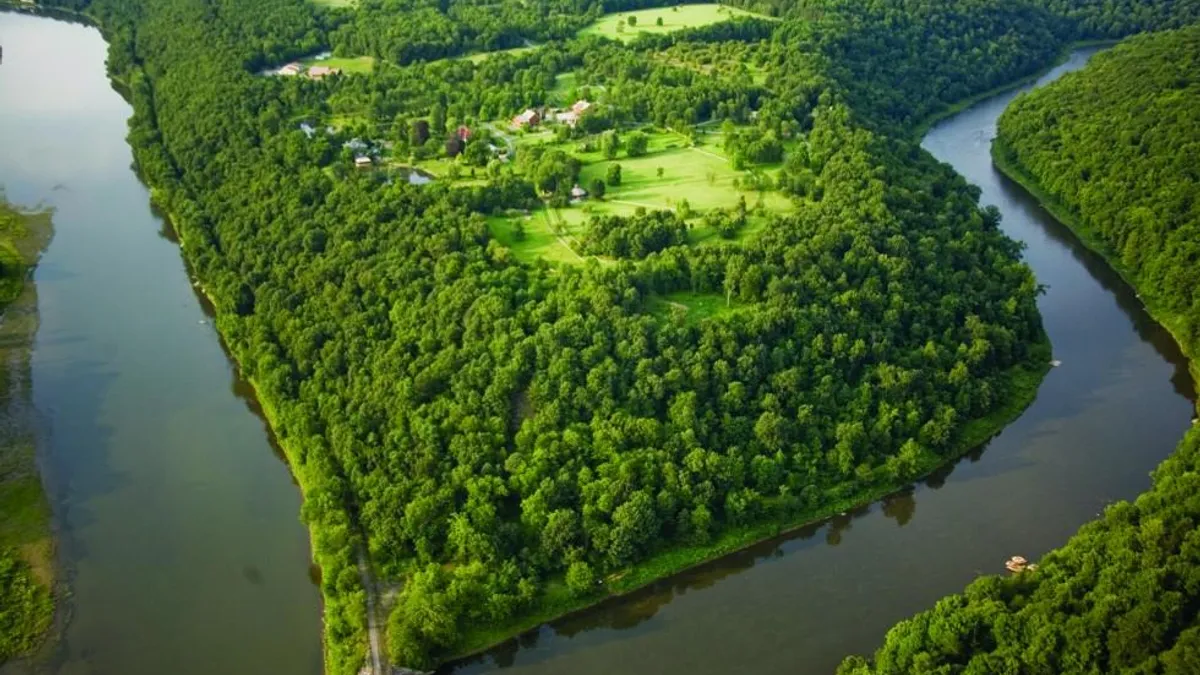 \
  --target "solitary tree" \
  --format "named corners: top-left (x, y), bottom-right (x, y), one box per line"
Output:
top-left (656, 16), bottom-right (664, 26)
top-left (628, 15), bottom-right (637, 27)
top-left (606, 163), bottom-right (622, 186)
top-left (626, 131), bottom-right (649, 157)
